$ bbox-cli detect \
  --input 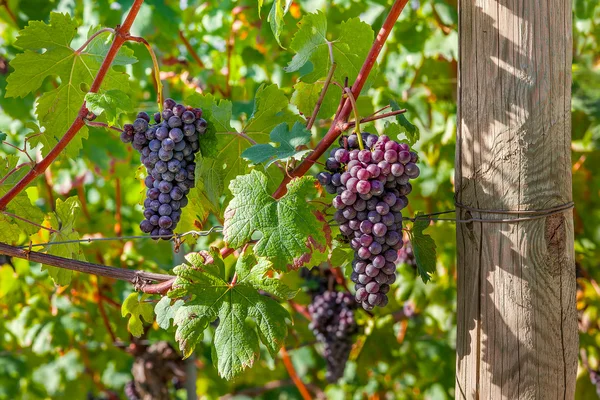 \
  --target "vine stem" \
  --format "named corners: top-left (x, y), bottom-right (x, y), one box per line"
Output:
top-left (280, 346), bottom-right (312, 400)
top-left (178, 30), bottom-right (205, 68)
top-left (0, 242), bottom-right (173, 293)
top-left (306, 62), bottom-right (337, 130)
top-left (0, 0), bottom-right (145, 211)
top-left (343, 87), bottom-right (364, 150)
top-left (128, 36), bottom-right (163, 112)
top-left (75, 28), bottom-right (116, 54)
top-left (343, 108), bottom-right (407, 129)
top-left (272, 0), bottom-right (409, 198)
